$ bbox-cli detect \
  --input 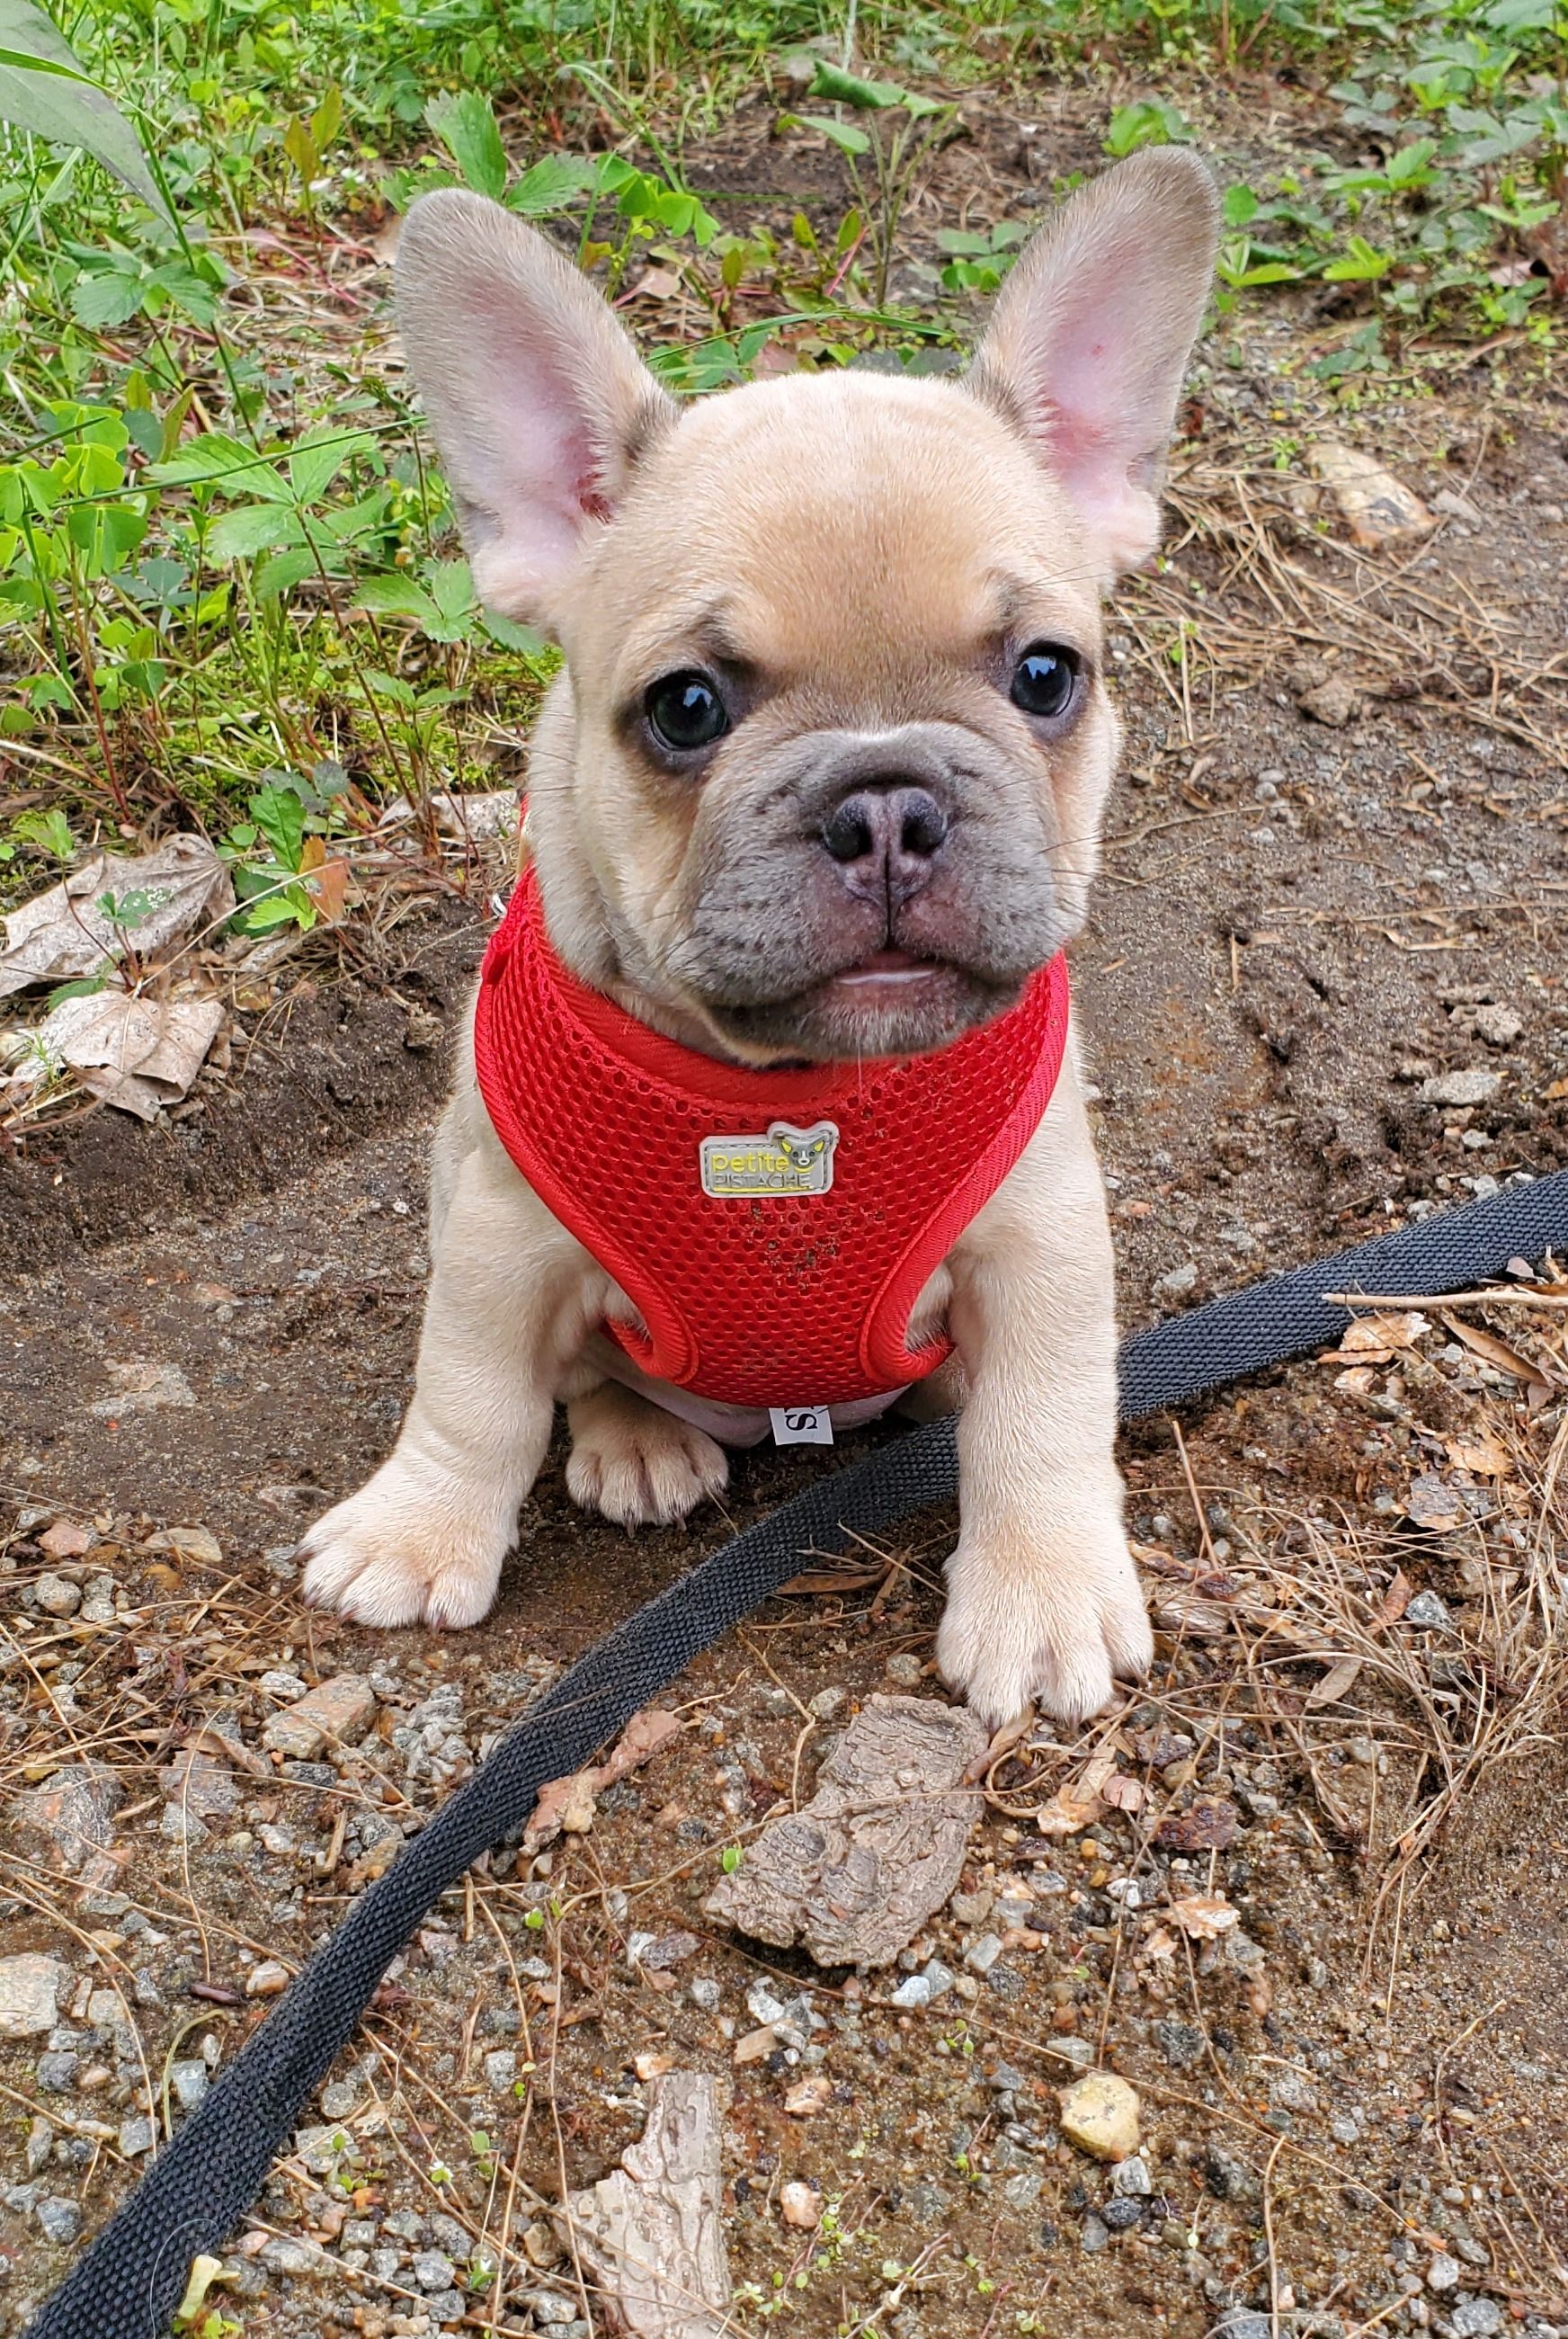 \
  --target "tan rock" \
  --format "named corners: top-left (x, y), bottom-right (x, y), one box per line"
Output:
top-left (780, 2181), bottom-right (821, 2230)
top-left (1059, 2071), bottom-right (1140, 2163)
top-left (261, 1674), bottom-right (376, 1760)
